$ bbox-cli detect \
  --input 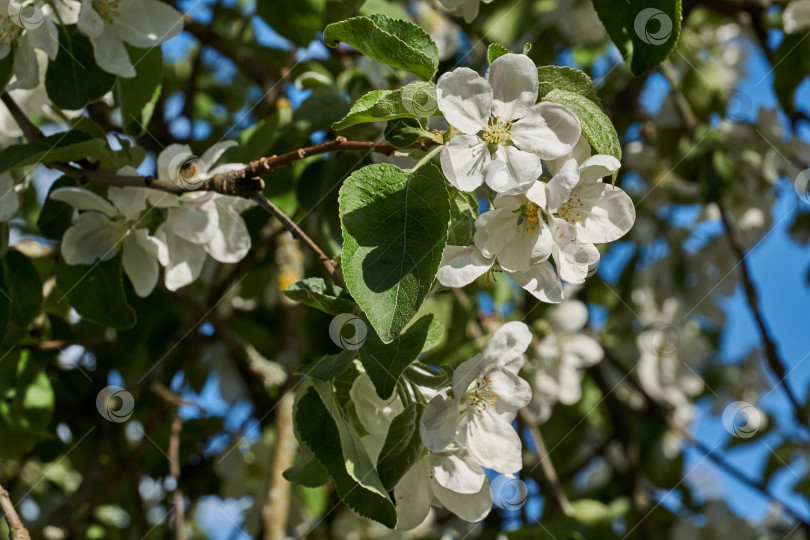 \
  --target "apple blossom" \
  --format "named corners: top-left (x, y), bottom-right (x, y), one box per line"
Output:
top-left (437, 53), bottom-right (581, 192)
top-left (0, 0), bottom-right (59, 89)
